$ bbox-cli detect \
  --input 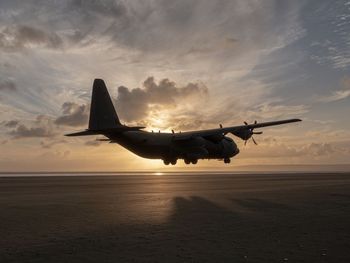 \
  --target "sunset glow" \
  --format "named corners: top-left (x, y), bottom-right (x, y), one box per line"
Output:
top-left (0, 1), bottom-right (349, 171)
